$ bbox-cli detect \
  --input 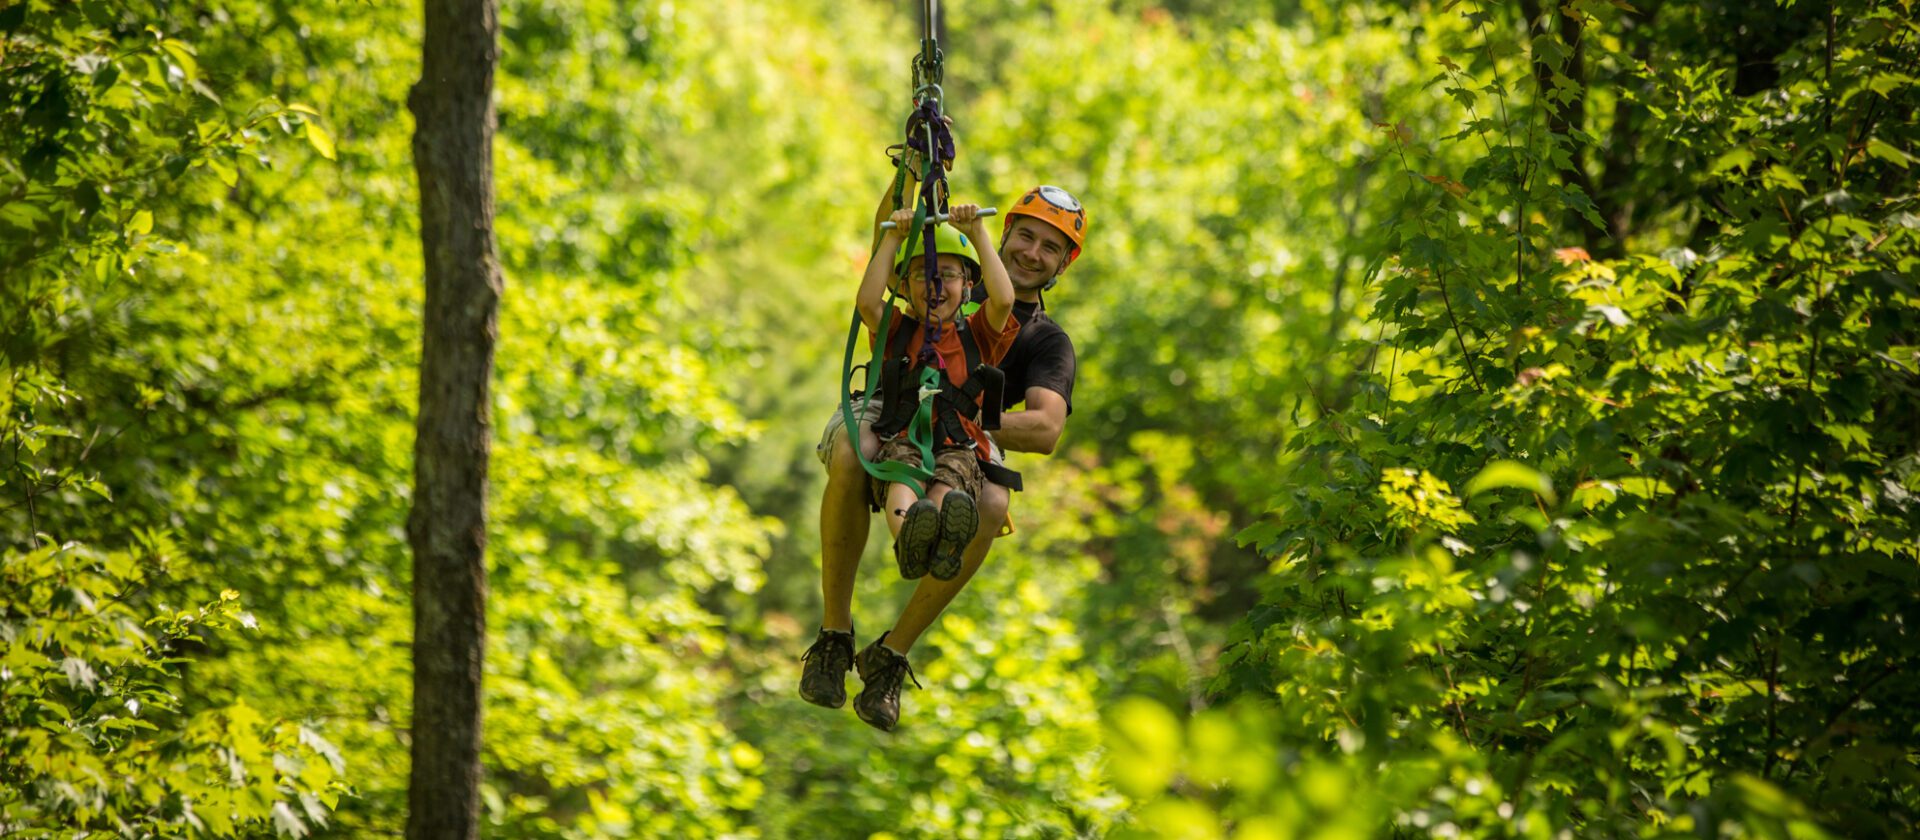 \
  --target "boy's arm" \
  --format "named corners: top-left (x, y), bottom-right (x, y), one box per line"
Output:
top-left (870, 173), bottom-right (916, 256)
top-left (858, 208), bottom-right (915, 331)
top-left (951, 204), bottom-right (1012, 331)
